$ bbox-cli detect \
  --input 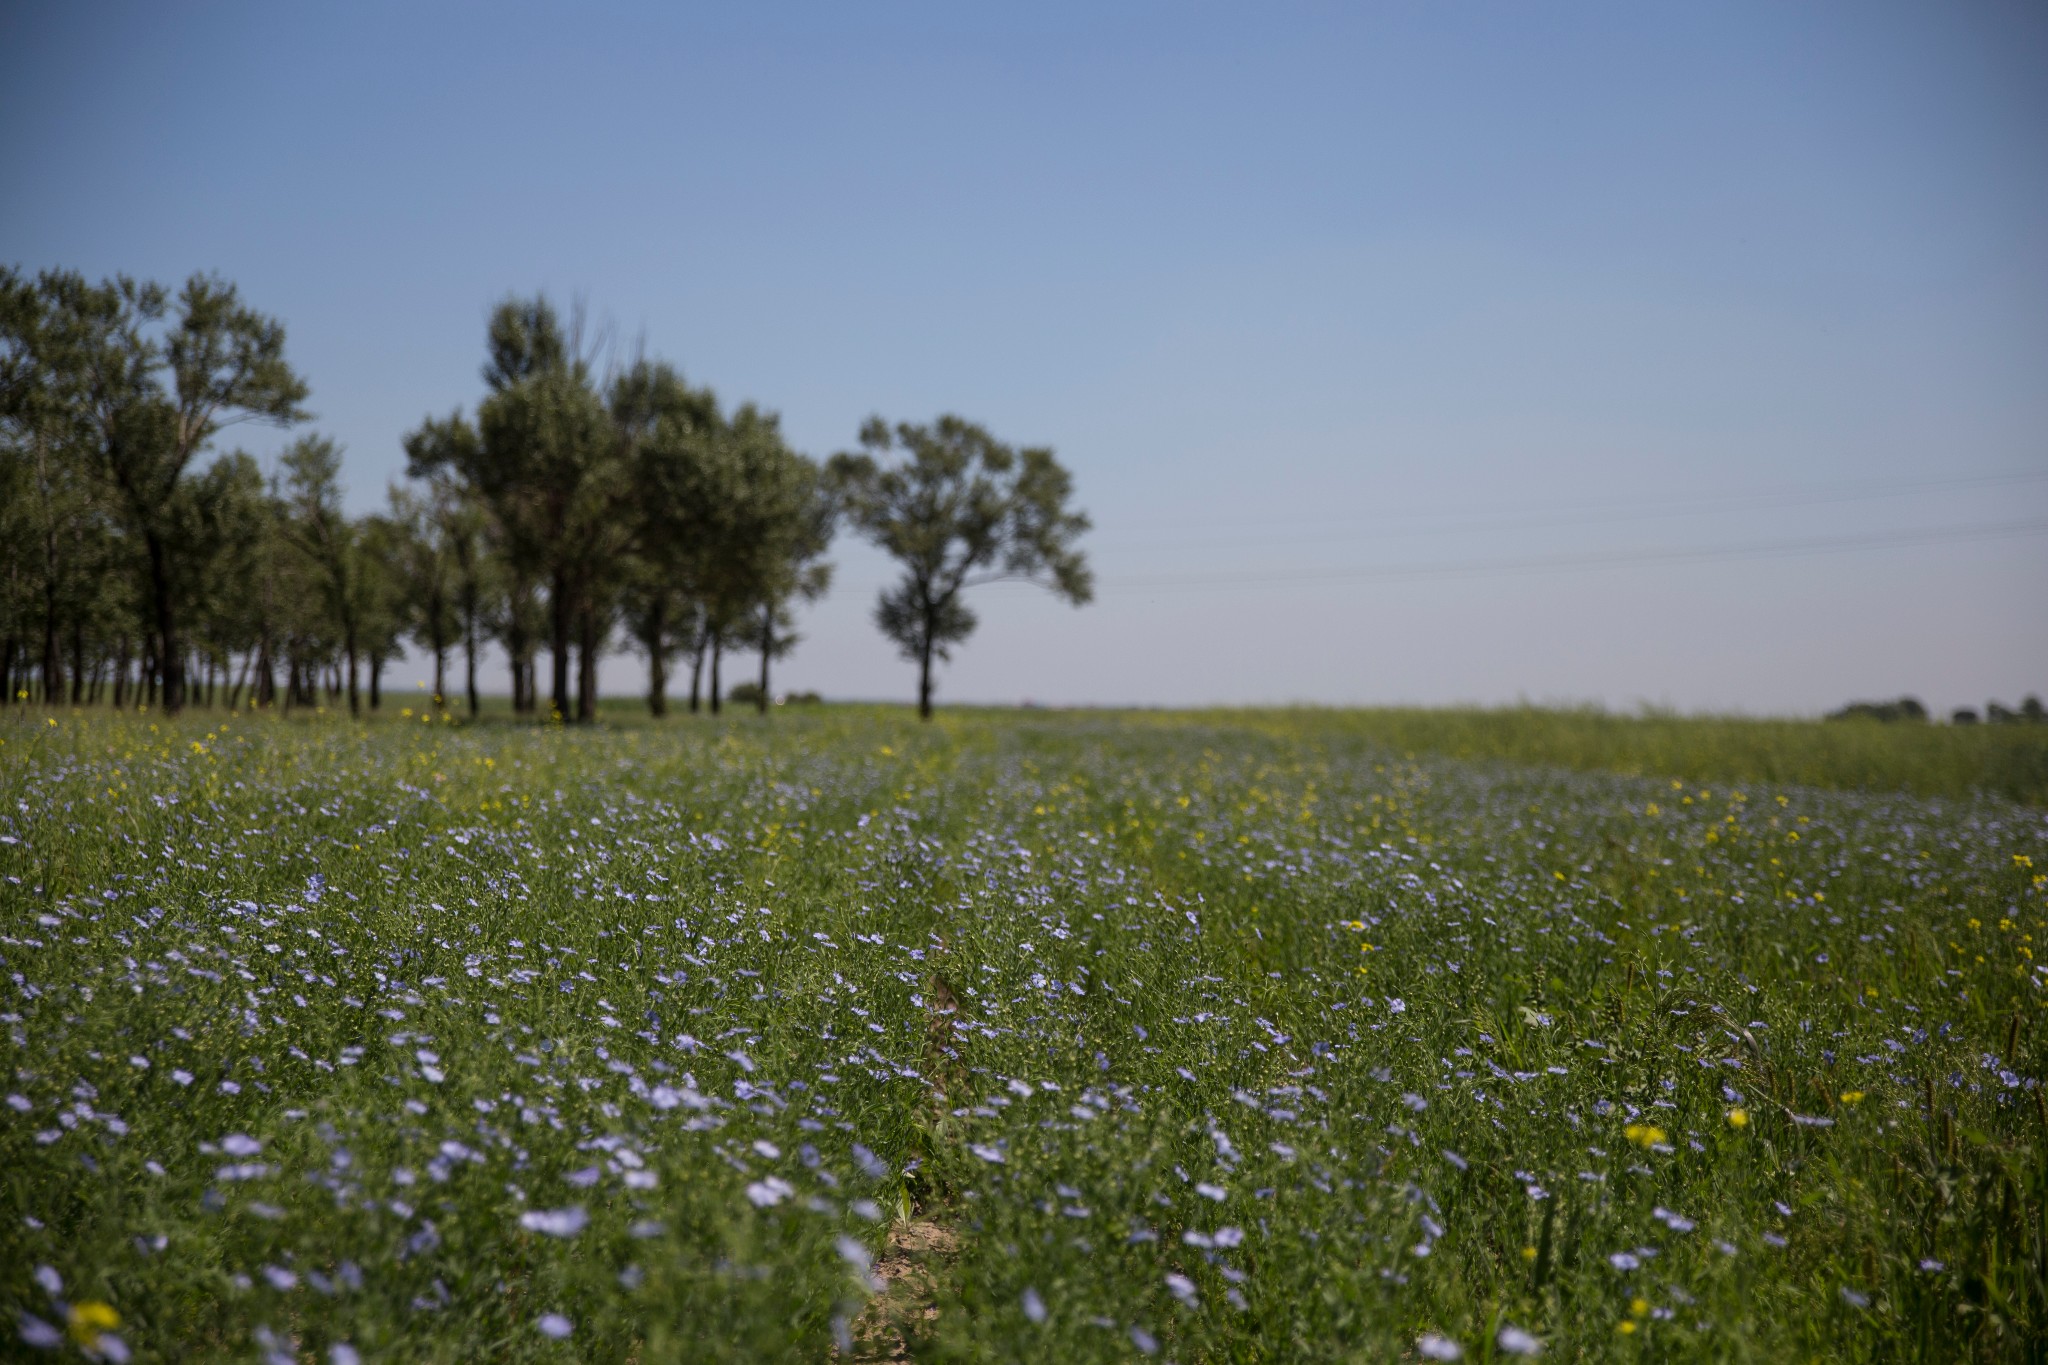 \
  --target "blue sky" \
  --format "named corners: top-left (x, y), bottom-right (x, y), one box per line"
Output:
top-left (4, 2), bottom-right (2044, 713)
